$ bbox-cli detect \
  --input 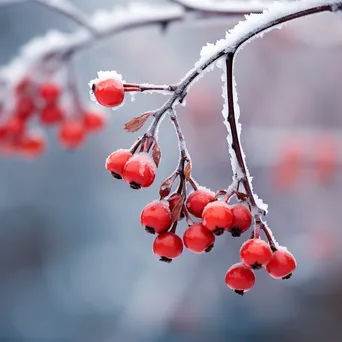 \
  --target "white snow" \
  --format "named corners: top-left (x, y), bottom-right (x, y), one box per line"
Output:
top-left (173, 0), bottom-right (290, 13)
top-left (91, 2), bottom-right (184, 32)
top-left (172, 0), bottom-right (340, 215)
top-left (88, 70), bottom-right (126, 110)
